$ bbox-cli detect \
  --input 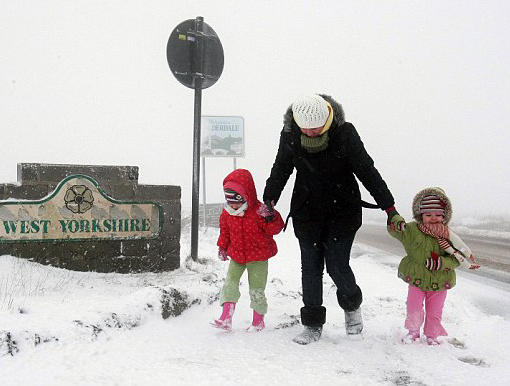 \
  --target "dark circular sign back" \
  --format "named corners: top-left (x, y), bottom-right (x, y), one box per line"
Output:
top-left (166, 19), bottom-right (224, 89)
